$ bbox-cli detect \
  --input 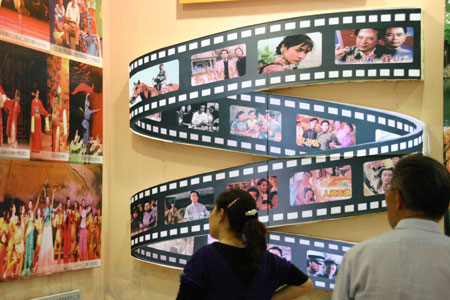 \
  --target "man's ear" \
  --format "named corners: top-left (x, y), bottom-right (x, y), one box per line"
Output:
top-left (393, 189), bottom-right (405, 210)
